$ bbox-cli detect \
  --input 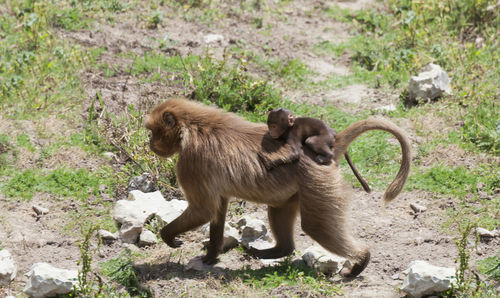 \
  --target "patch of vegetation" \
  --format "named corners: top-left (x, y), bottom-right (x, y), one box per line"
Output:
top-left (408, 165), bottom-right (499, 198)
top-left (16, 133), bottom-right (35, 152)
top-left (478, 254), bottom-right (500, 282)
top-left (0, 0), bottom-right (87, 119)
top-left (321, 1), bottom-right (499, 154)
top-left (234, 257), bottom-right (342, 295)
top-left (0, 134), bottom-right (14, 170)
top-left (100, 251), bottom-right (152, 297)
top-left (187, 54), bottom-right (282, 113)
top-left (263, 58), bottom-right (314, 88)
top-left (1, 167), bottom-right (113, 200)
